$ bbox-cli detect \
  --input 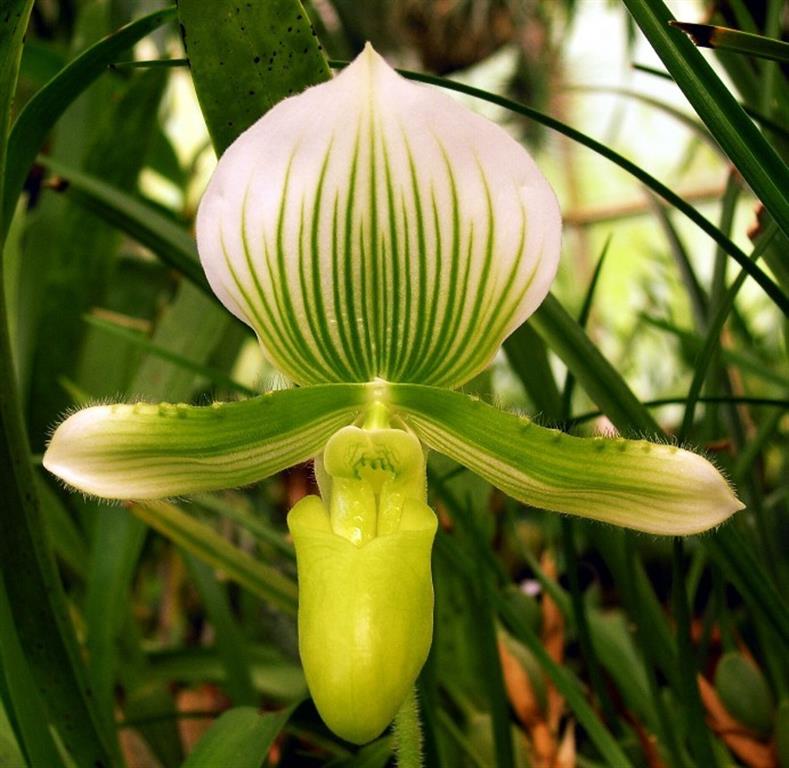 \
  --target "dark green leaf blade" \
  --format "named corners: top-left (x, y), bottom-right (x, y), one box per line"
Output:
top-left (671, 21), bottom-right (789, 64)
top-left (177, 0), bottom-right (330, 154)
top-left (38, 156), bottom-right (210, 295)
top-left (0, 3), bottom-right (115, 765)
top-left (2, 7), bottom-right (176, 231)
top-left (622, 0), bottom-right (789, 238)
top-left (181, 705), bottom-right (296, 768)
